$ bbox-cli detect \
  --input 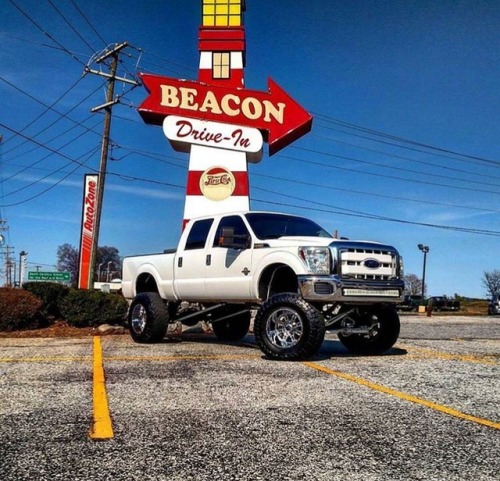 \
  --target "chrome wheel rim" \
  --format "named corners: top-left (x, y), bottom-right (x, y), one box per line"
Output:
top-left (130, 304), bottom-right (147, 335)
top-left (265, 307), bottom-right (303, 349)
